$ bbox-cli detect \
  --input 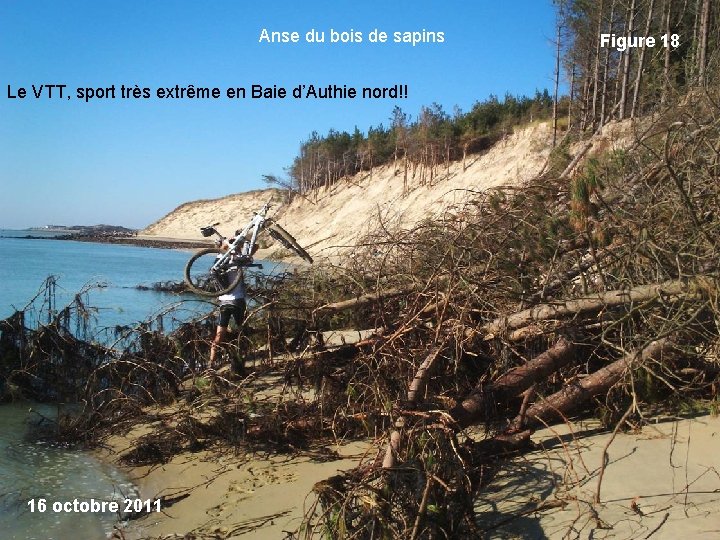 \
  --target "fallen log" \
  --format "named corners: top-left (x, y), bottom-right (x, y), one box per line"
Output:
top-left (407, 343), bottom-right (446, 404)
top-left (515, 338), bottom-right (672, 429)
top-left (313, 287), bottom-right (411, 315)
top-left (481, 278), bottom-right (710, 339)
top-left (383, 343), bottom-right (448, 469)
top-left (559, 141), bottom-right (593, 180)
top-left (451, 337), bottom-right (576, 428)
top-left (303, 333), bottom-right (384, 372)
